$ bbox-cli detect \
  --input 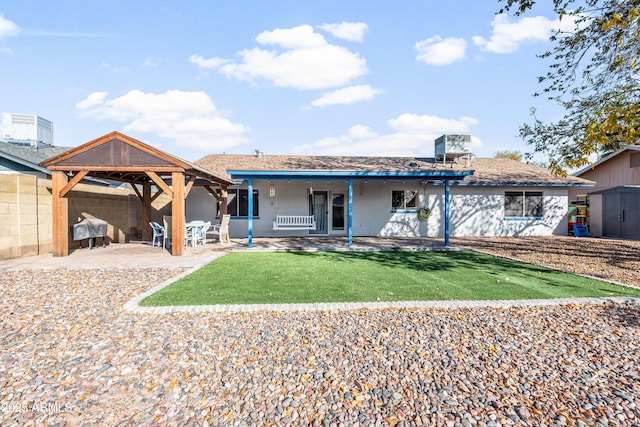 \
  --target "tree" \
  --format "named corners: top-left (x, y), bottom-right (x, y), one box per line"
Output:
top-left (498, 0), bottom-right (640, 175)
top-left (494, 149), bottom-right (523, 161)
